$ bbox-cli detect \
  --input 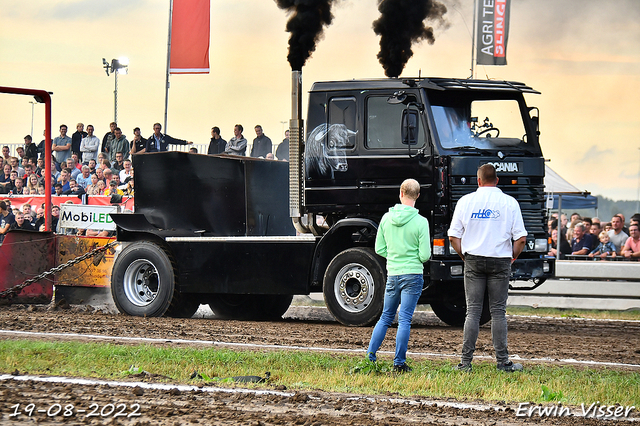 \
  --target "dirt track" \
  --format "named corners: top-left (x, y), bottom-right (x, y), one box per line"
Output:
top-left (0, 303), bottom-right (639, 425)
